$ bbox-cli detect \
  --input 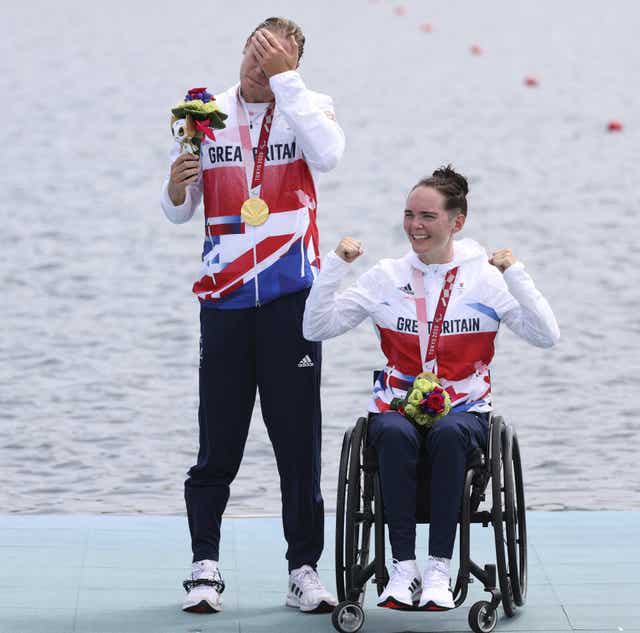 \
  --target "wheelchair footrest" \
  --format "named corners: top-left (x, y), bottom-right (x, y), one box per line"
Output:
top-left (377, 599), bottom-right (455, 613)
